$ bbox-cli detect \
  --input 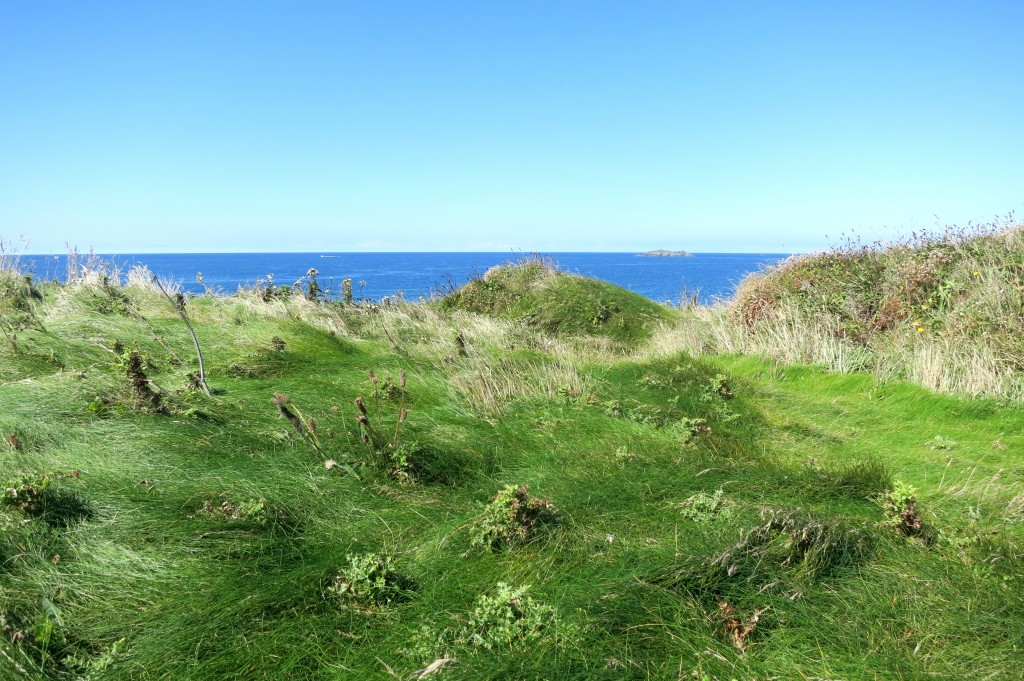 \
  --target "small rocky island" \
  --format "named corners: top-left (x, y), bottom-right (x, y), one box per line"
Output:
top-left (637, 249), bottom-right (692, 257)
